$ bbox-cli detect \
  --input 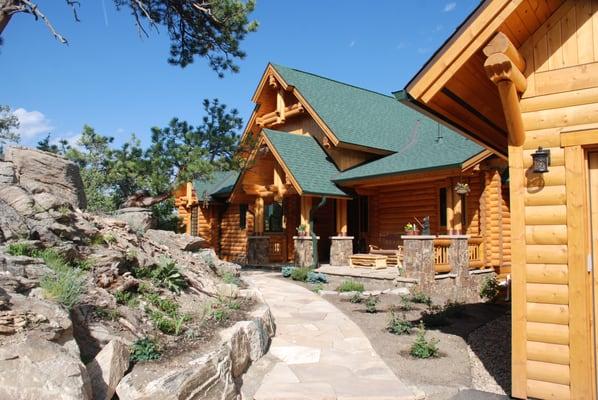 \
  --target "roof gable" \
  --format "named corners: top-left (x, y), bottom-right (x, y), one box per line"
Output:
top-left (193, 170), bottom-right (240, 201)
